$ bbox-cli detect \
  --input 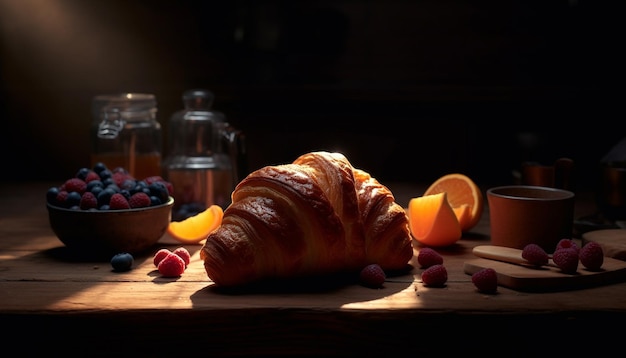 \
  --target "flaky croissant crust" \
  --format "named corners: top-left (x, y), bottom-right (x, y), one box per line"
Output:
top-left (200, 151), bottom-right (413, 286)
